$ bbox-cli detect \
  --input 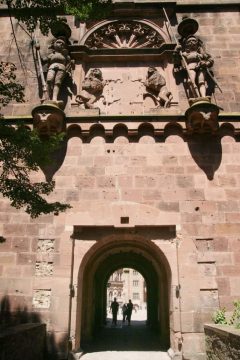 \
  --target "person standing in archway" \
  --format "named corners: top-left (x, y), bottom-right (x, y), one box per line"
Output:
top-left (110, 297), bottom-right (119, 326)
top-left (126, 299), bottom-right (133, 326)
top-left (122, 303), bottom-right (127, 323)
